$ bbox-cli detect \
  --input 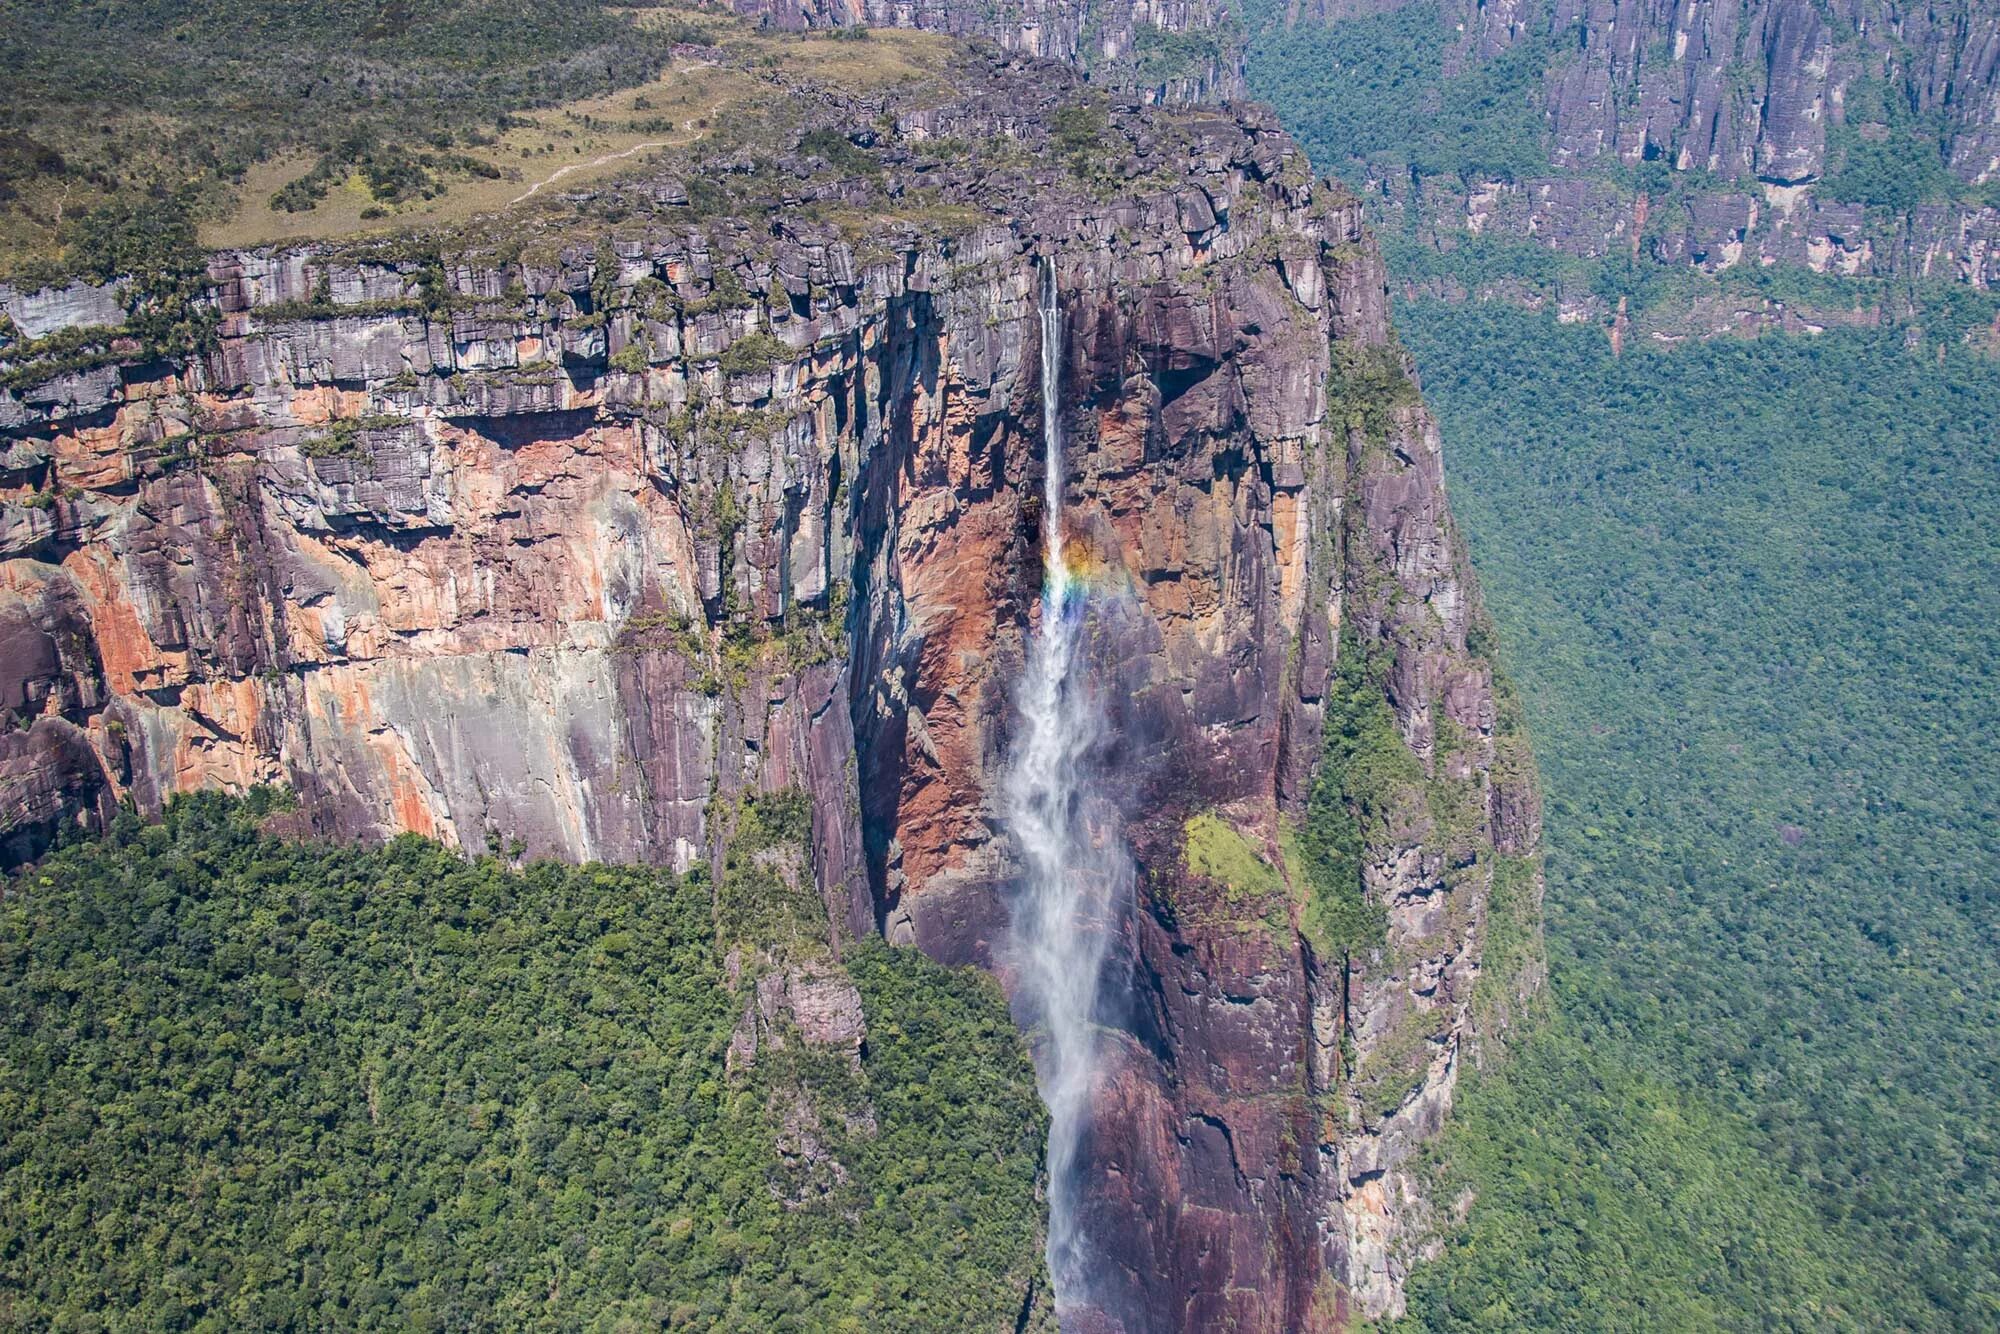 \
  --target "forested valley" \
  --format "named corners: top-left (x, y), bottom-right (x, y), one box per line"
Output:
top-left (1392, 303), bottom-right (2000, 1330)
top-left (0, 794), bottom-right (1048, 1330)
